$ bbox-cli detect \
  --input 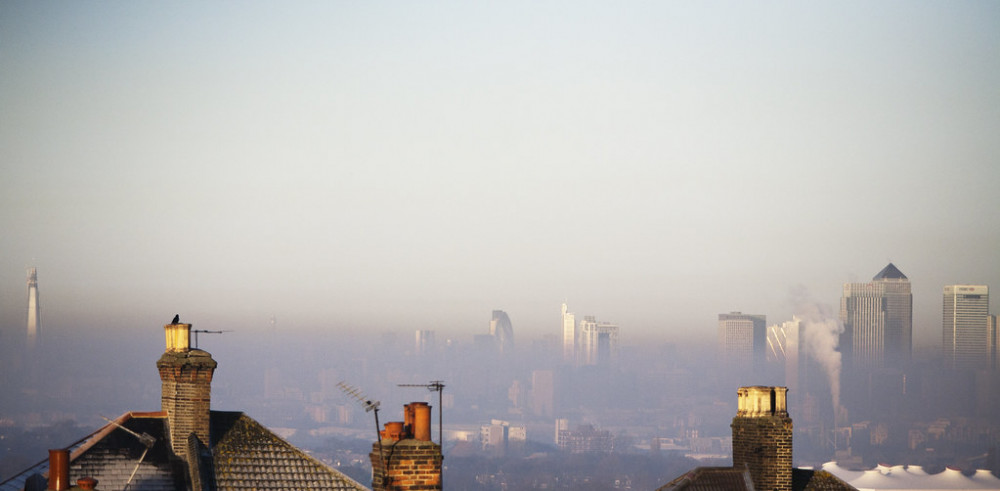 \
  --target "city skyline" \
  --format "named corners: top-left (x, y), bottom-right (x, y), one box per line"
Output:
top-left (1, 2), bottom-right (998, 347)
